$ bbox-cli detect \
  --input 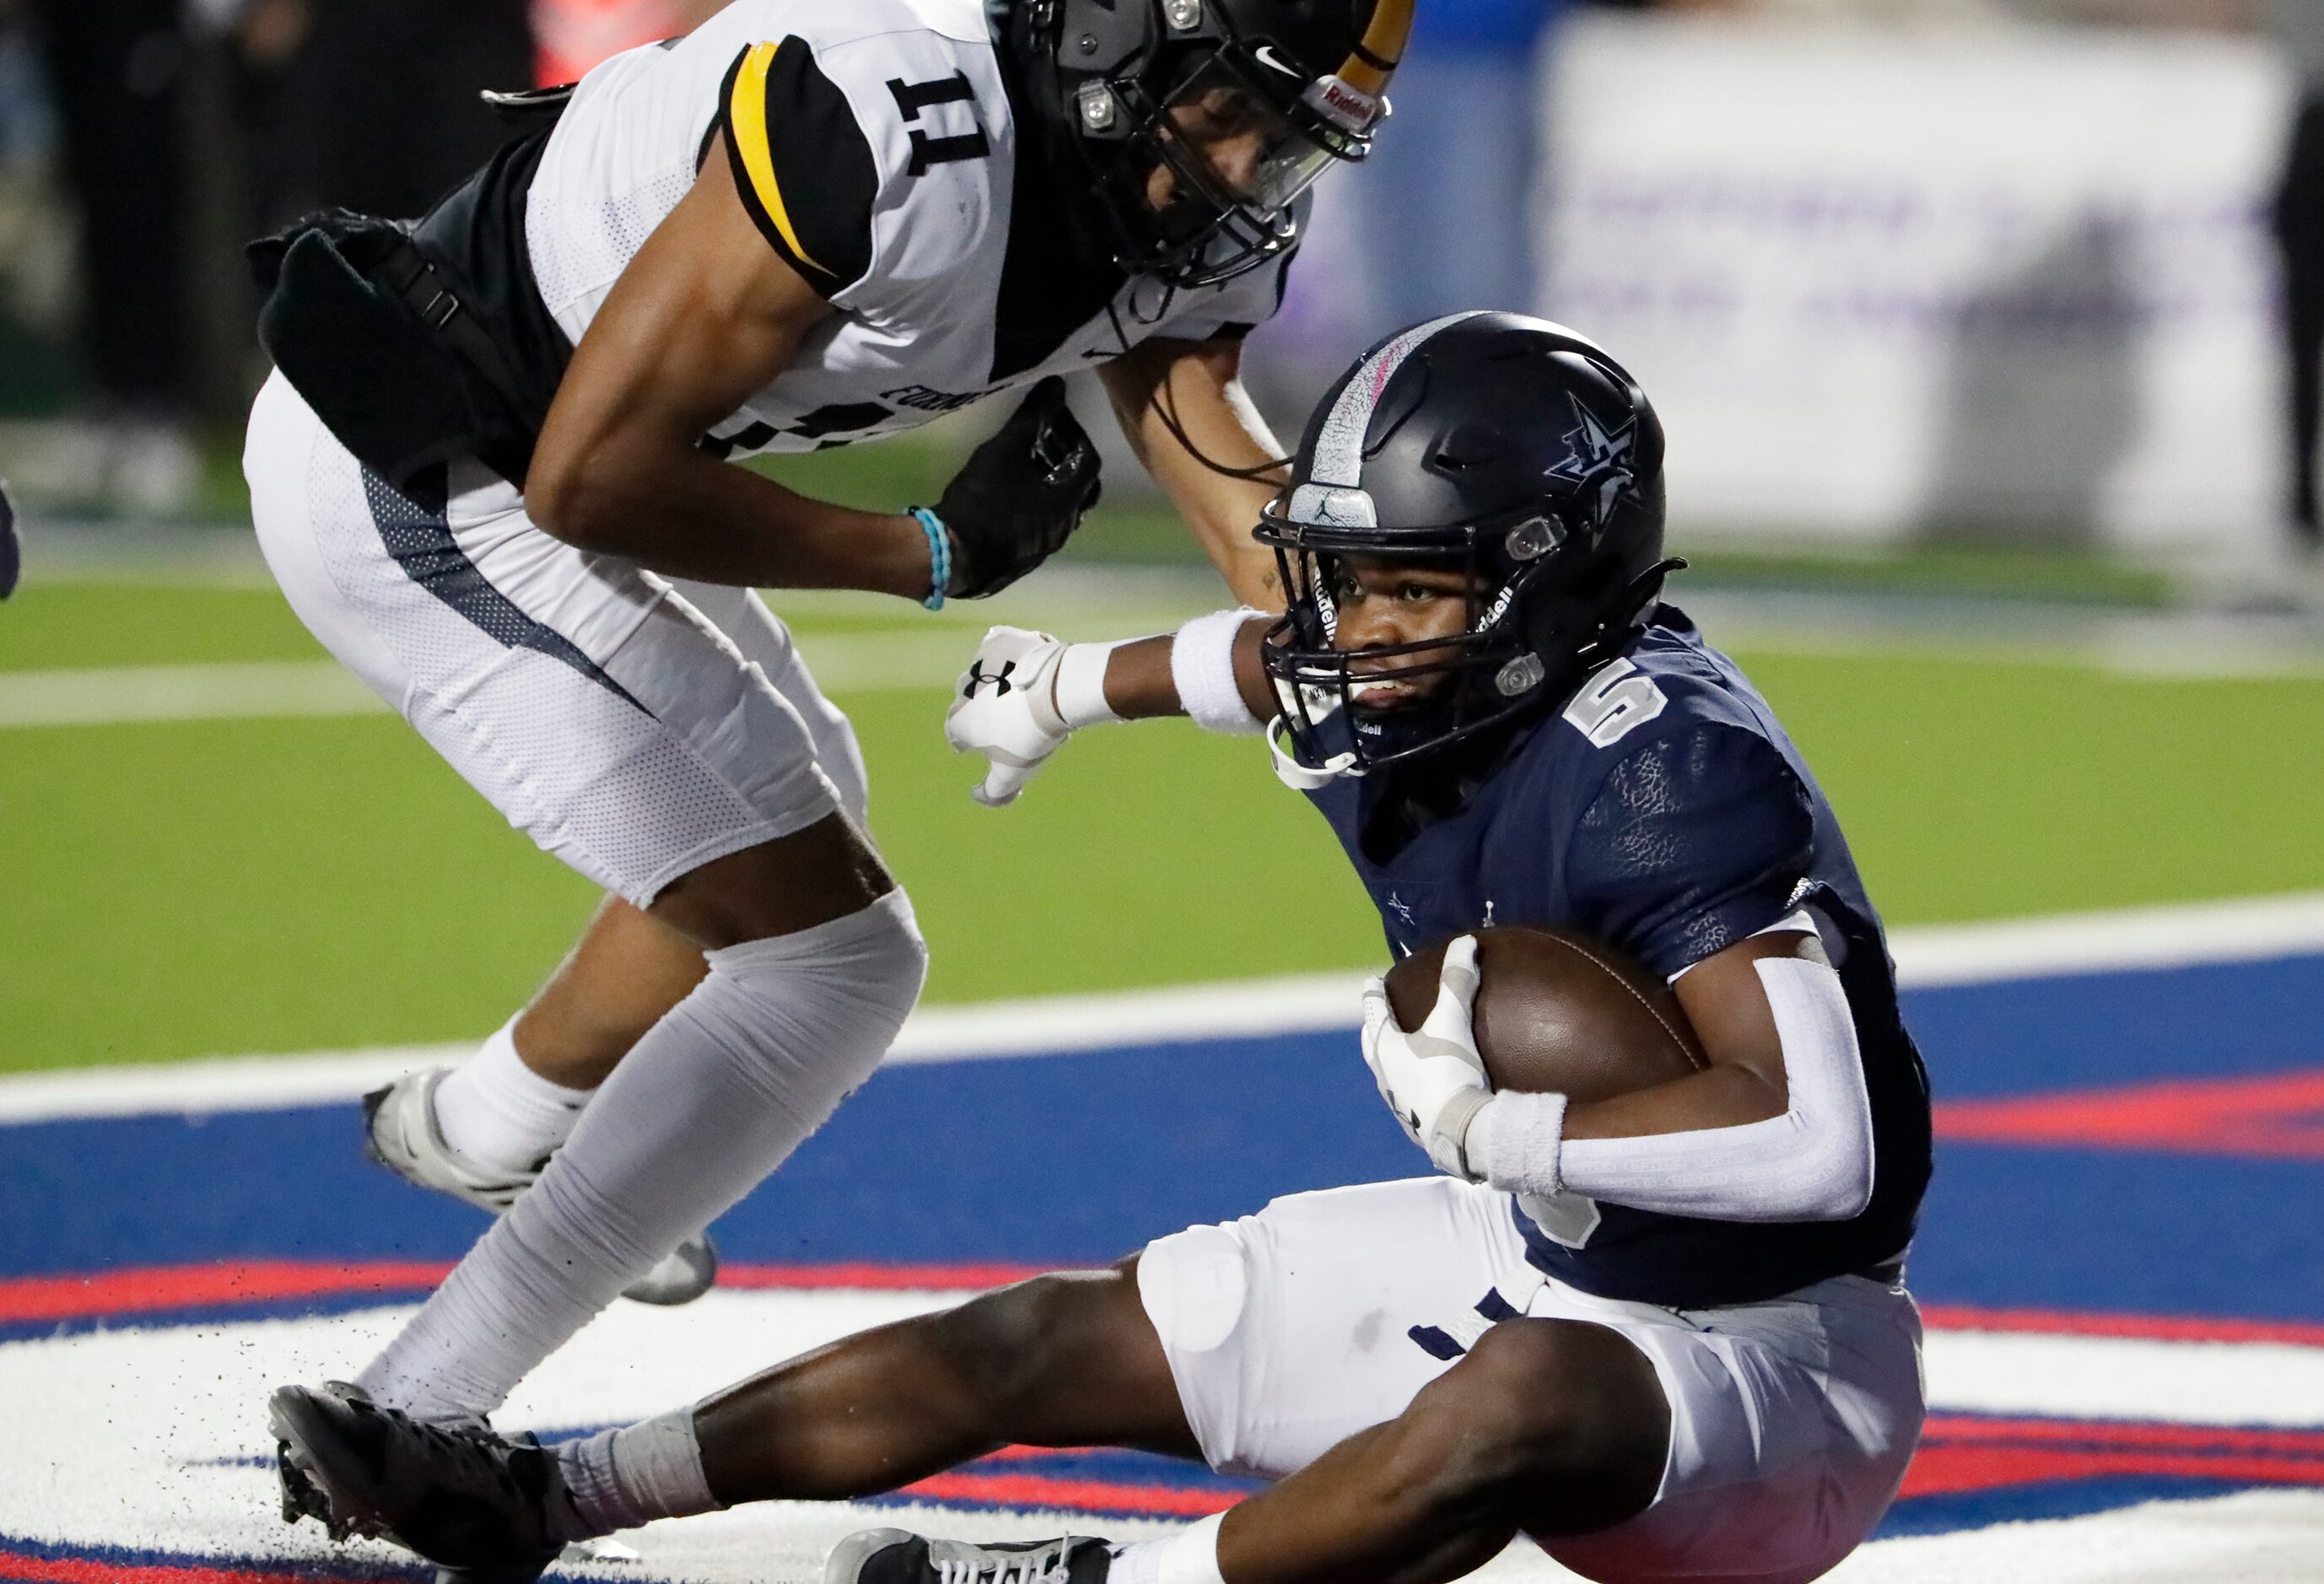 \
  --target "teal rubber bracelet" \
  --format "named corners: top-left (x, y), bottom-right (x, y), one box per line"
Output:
top-left (910, 507), bottom-right (950, 611)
